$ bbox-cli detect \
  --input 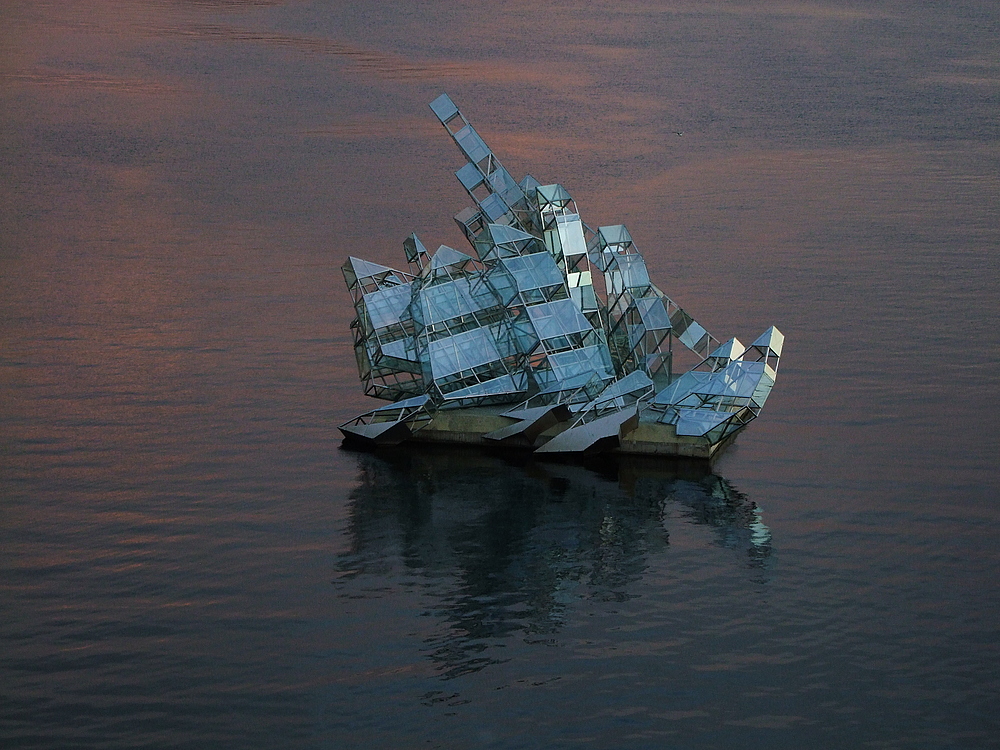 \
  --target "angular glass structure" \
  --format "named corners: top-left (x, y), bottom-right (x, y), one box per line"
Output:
top-left (340, 94), bottom-right (784, 459)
